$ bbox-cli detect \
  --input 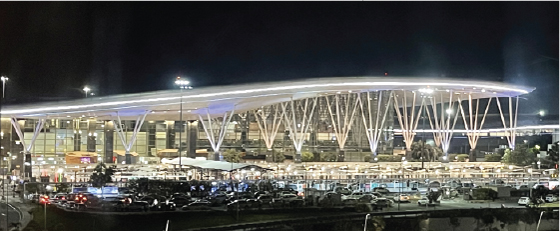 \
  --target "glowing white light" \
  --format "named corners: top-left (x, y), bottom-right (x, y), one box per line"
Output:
top-left (539, 110), bottom-right (545, 116)
top-left (418, 88), bottom-right (434, 94)
top-left (446, 109), bottom-right (453, 115)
